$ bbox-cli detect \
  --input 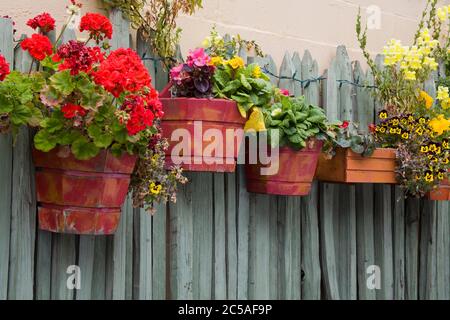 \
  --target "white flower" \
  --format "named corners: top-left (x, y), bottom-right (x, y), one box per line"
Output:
top-left (271, 108), bottom-right (282, 117)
